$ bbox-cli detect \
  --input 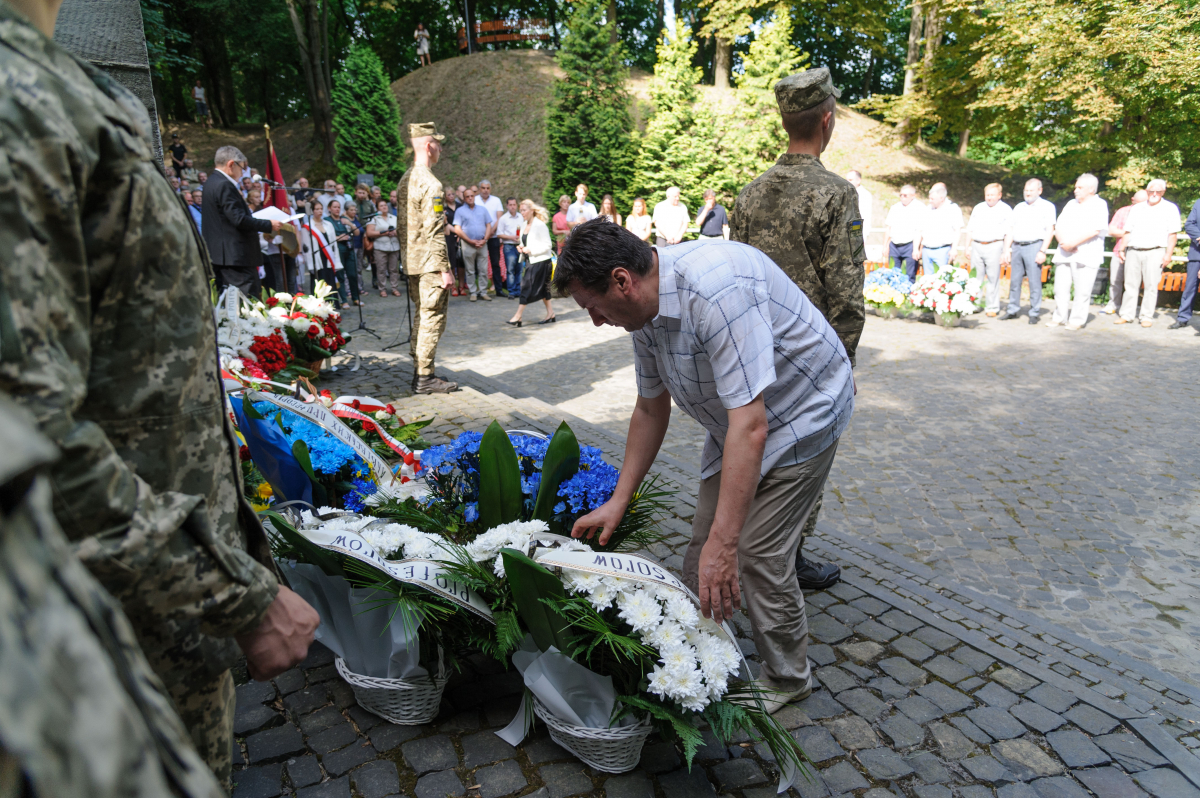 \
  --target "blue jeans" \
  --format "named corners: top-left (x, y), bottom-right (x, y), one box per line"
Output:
top-left (1008, 242), bottom-right (1043, 318)
top-left (1179, 260), bottom-right (1200, 323)
top-left (890, 242), bottom-right (917, 280)
top-left (922, 245), bottom-right (951, 275)
top-left (504, 244), bottom-right (524, 295)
